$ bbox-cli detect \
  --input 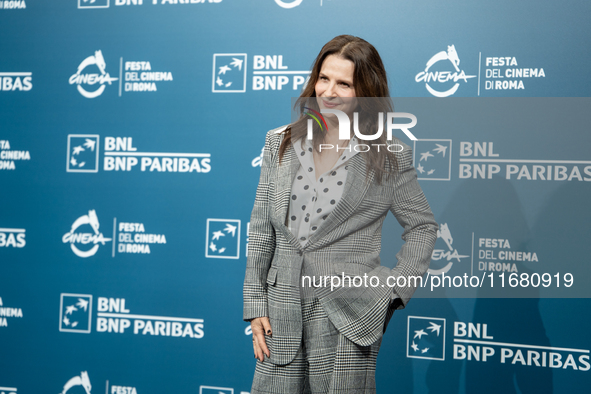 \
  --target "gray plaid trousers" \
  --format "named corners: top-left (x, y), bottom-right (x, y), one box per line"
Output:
top-left (251, 297), bottom-right (382, 394)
